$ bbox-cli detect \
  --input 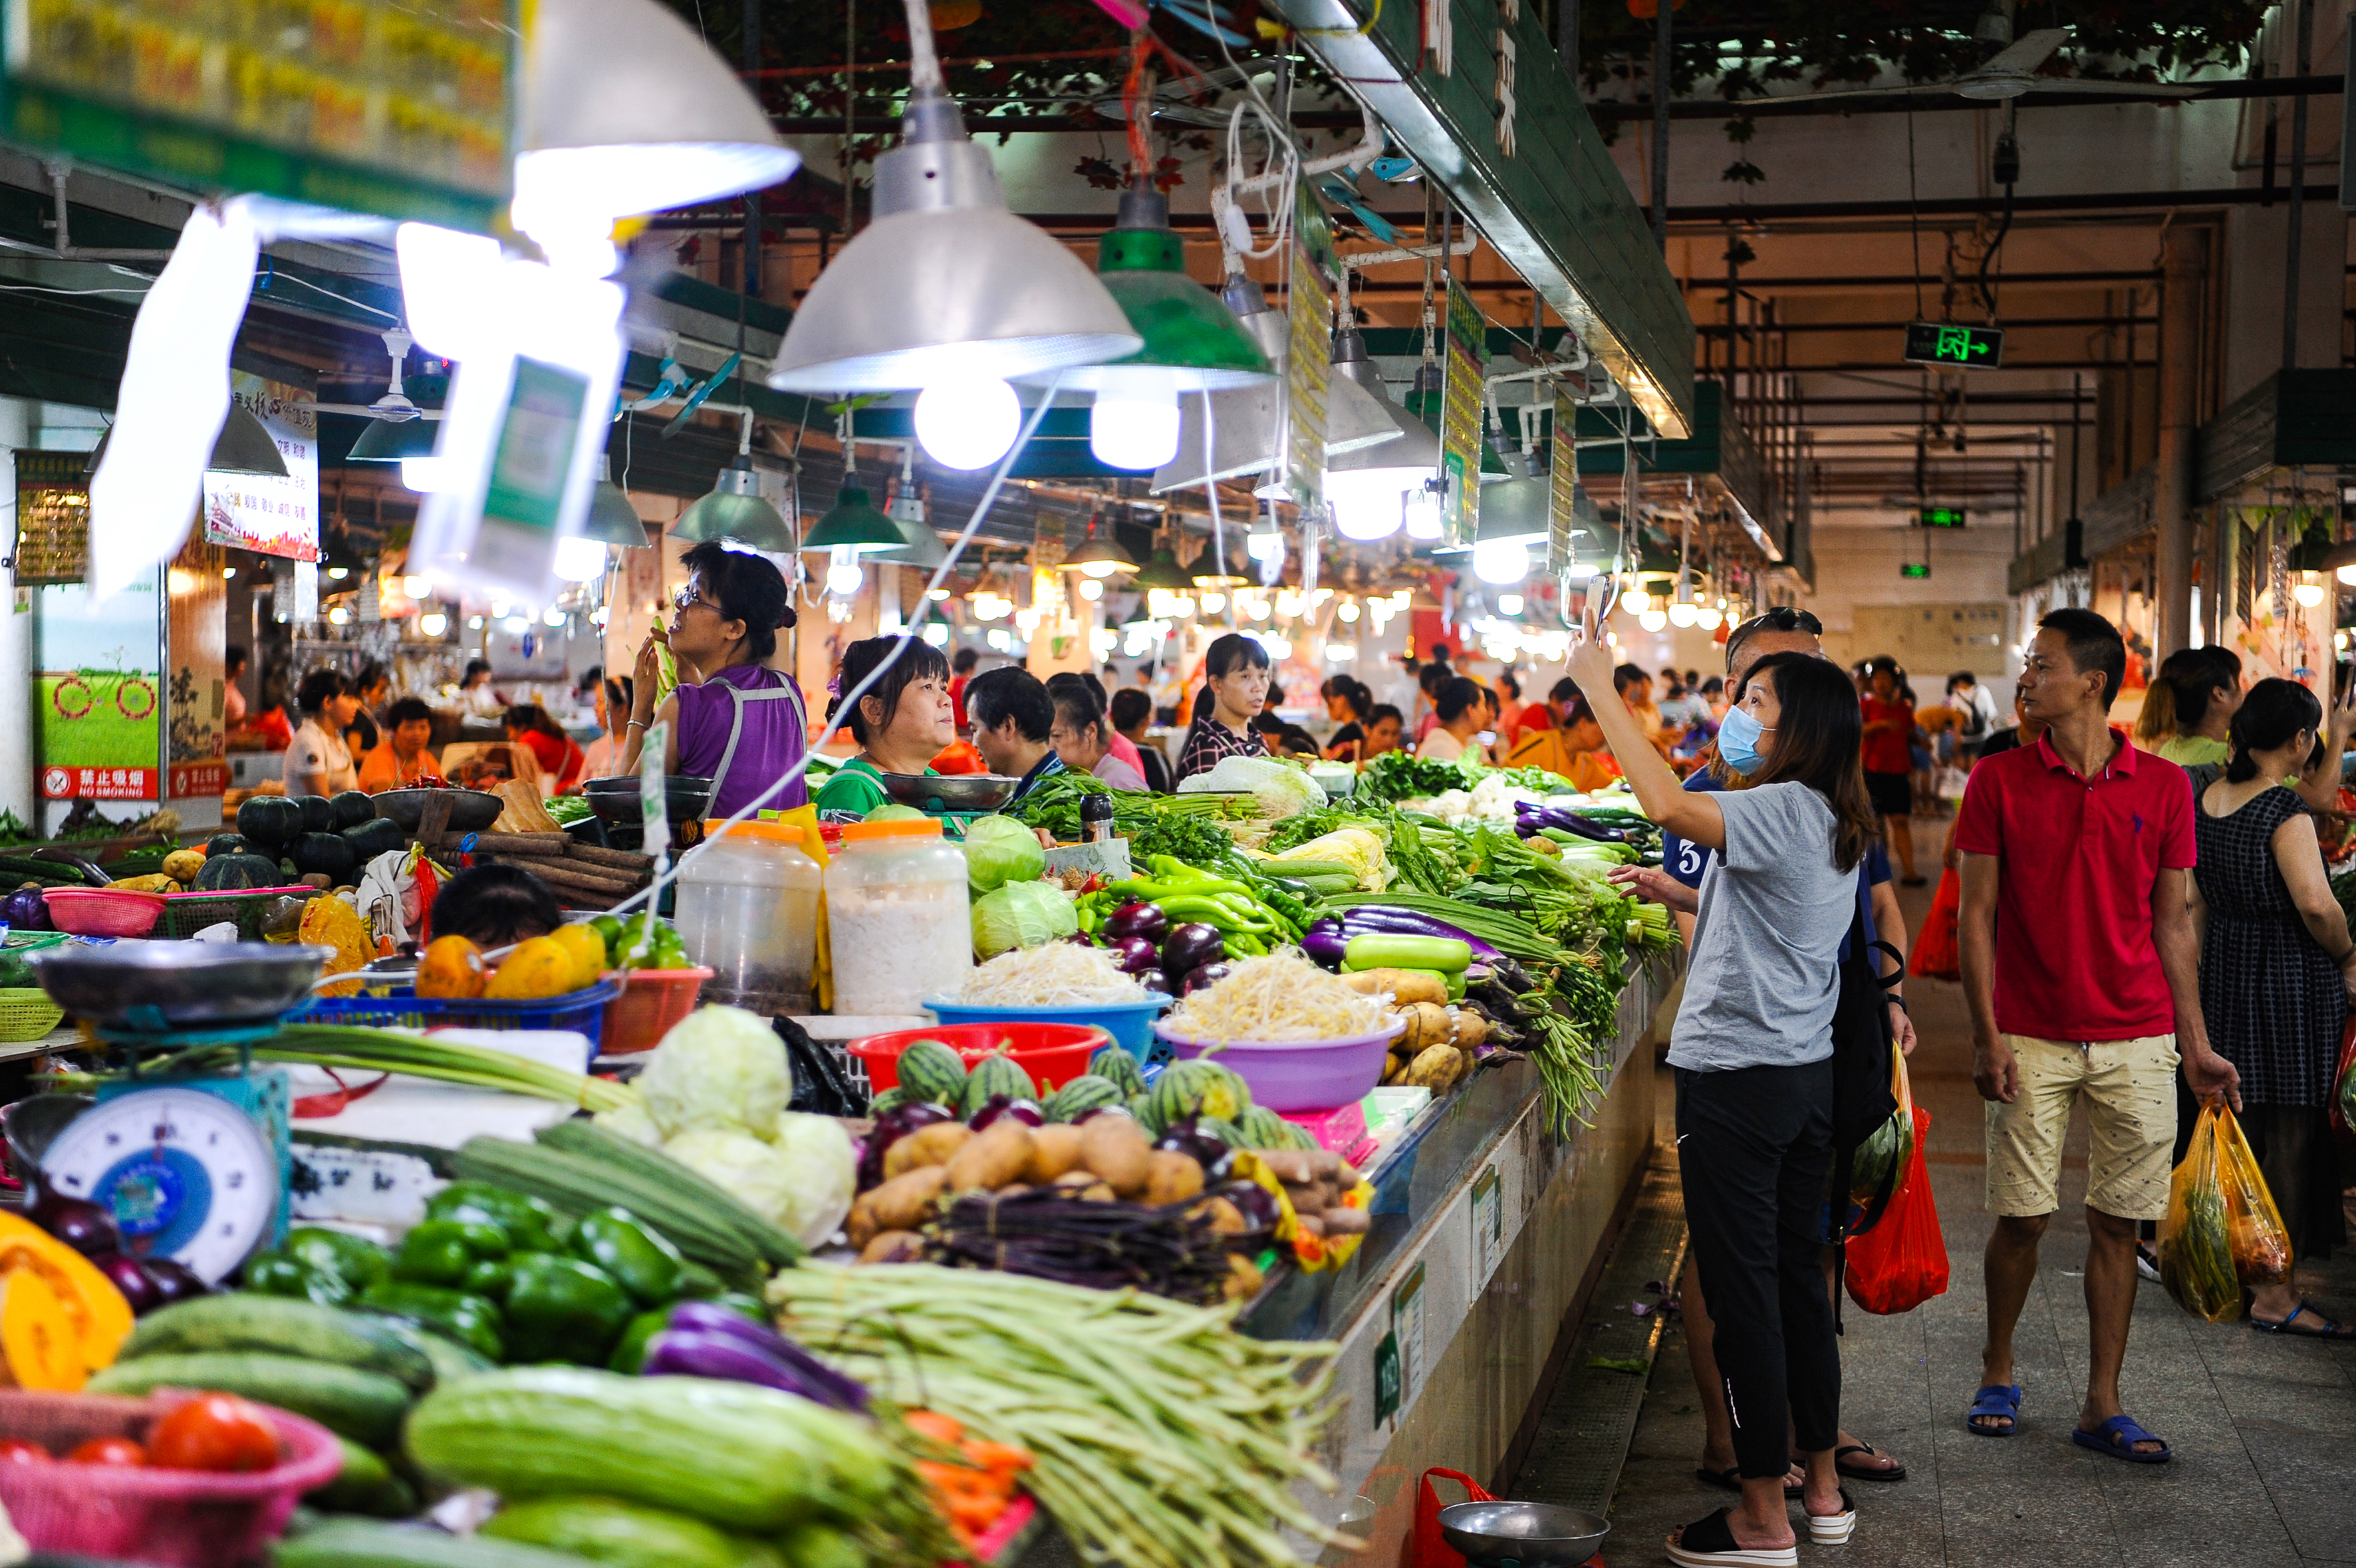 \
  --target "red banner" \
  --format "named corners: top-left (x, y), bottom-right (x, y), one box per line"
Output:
top-left (168, 762), bottom-right (229, 798)
top-left (43, 765), bottom-right (156, 801)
